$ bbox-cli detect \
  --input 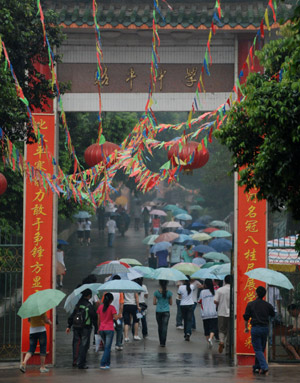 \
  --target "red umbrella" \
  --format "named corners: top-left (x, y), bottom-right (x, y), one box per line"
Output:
top-left (202, 227), bottom-right (218, 233)
top-left (155, 232), bottom-right (179, 243)
top-left (96, 260), bottom-right (130, 268)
